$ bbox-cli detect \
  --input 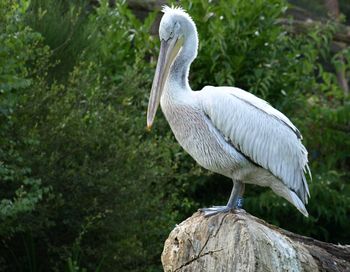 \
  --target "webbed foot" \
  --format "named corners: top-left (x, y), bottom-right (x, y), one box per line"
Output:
top-left (199, 205), bottom-right (233, 217)
top-left (199, 197), bottom-right (244, 217)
